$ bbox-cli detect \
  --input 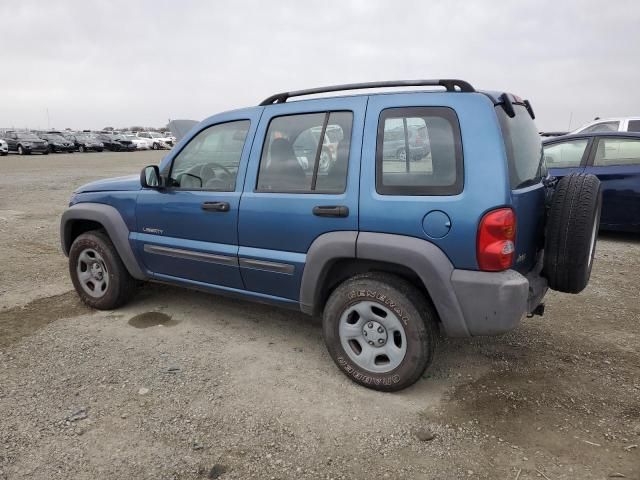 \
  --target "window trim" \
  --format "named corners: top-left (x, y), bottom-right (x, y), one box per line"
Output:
top-left (254, 110), bottom-right (353, 195)
top-left (375, 106), bottom-right (464, 196)
top-left (589, 135), bottom-right (640, 167)
top-left (166, 119), bottom-right (251, 192)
